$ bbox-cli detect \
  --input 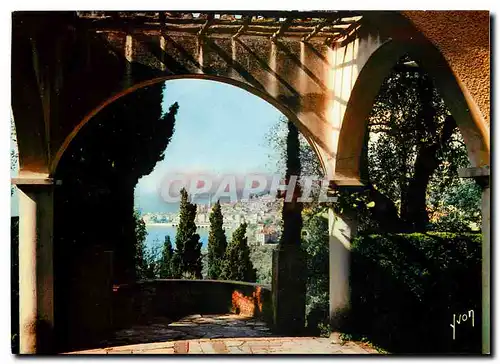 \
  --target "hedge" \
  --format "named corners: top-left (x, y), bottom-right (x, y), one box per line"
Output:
top-left (342, 232), bottom-right (482, 354)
